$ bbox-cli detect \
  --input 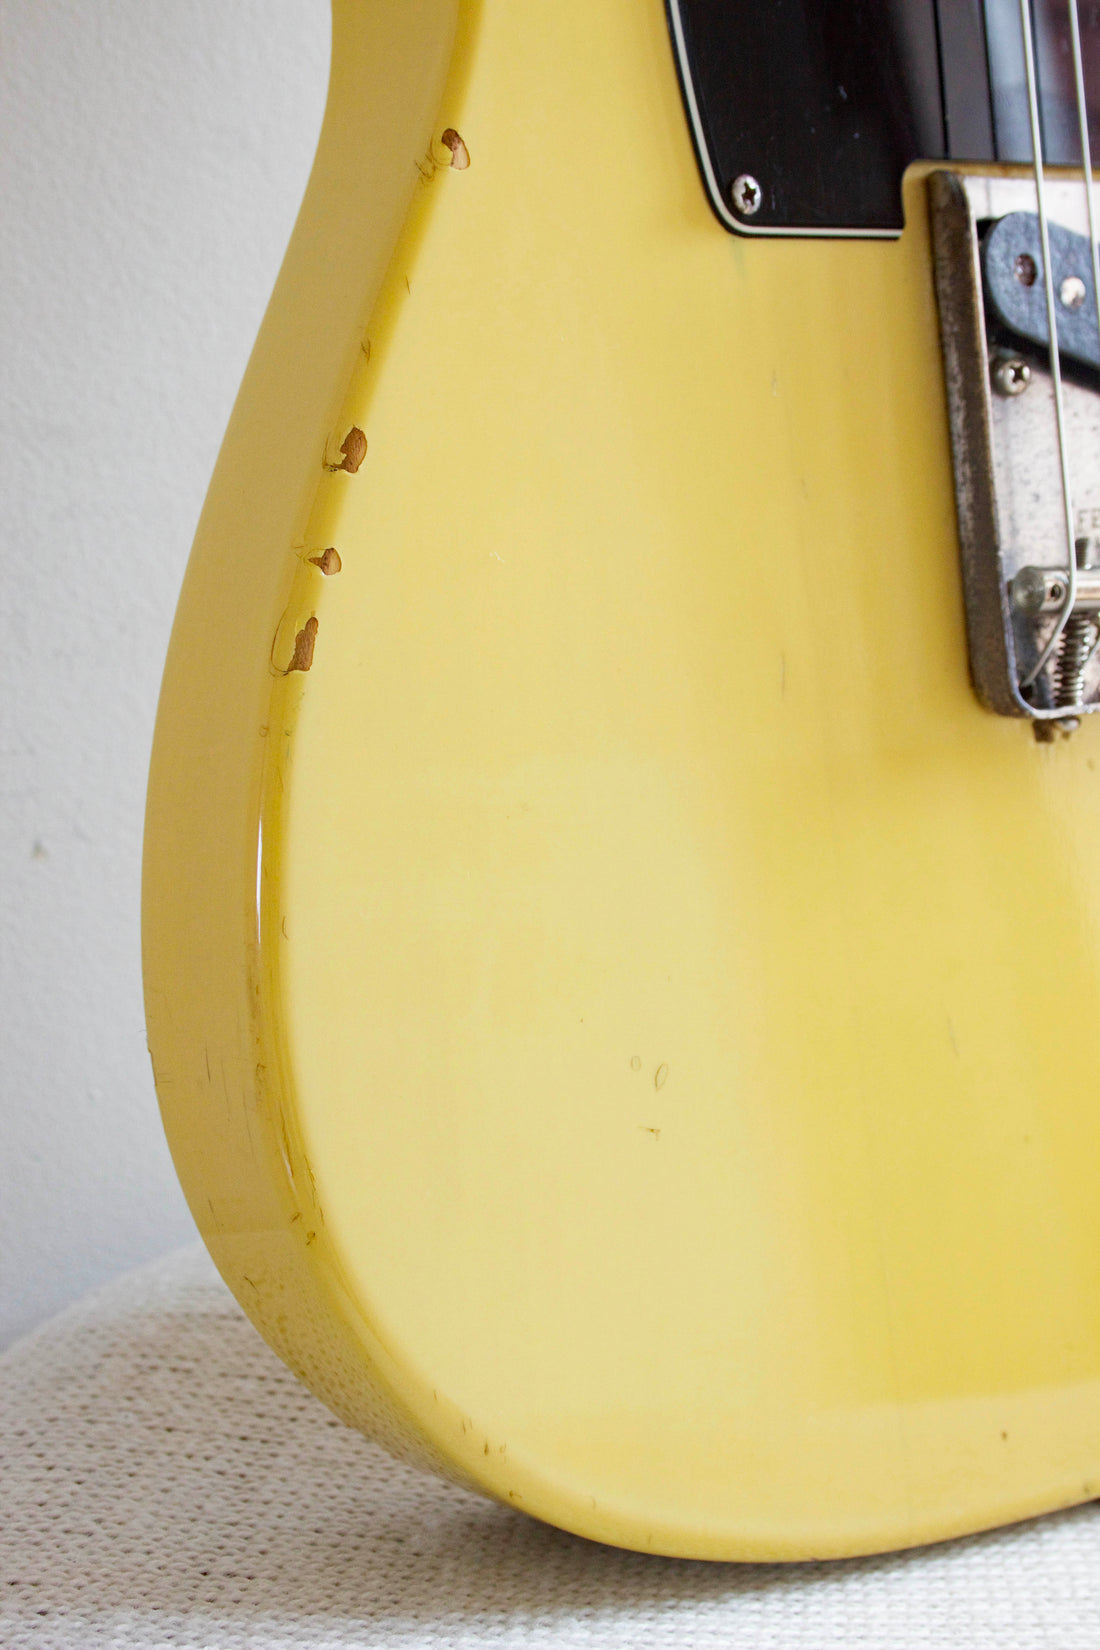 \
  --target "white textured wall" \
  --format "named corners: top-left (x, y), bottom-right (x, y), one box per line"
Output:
top-left (0, 0), bottom-right (330, 1346)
